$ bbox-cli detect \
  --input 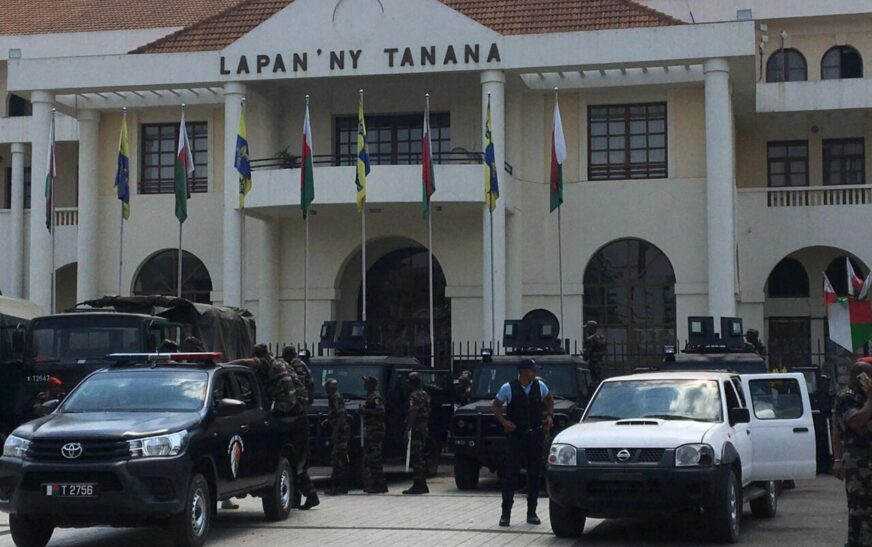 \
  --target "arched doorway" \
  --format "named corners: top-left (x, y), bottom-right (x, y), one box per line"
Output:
top-left (132, 249), bottom-right (213, 304)
top-left (354, 247), bottom-right (450, 357)
top-left (583, 238), bottom-right (676, 357)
